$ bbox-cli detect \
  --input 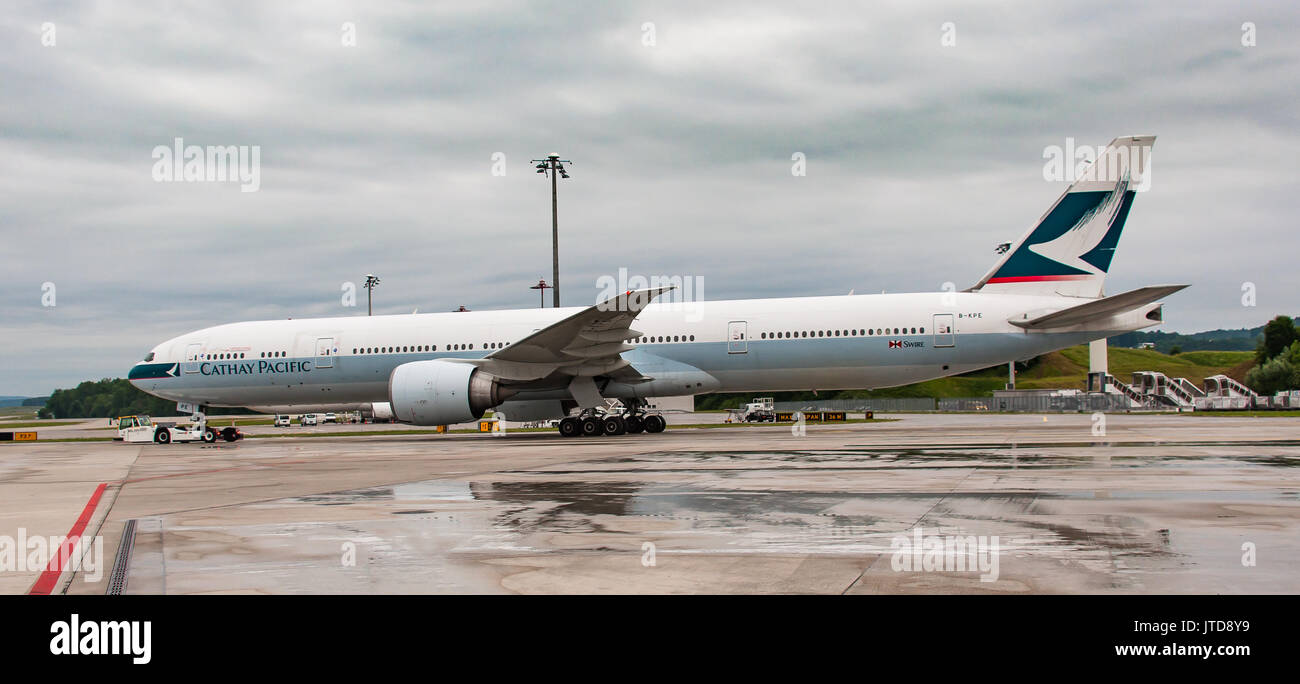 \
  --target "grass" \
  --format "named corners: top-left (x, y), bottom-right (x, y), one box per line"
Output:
top-left (695, 345), bottom-right (1258, 409)
top-left (210, 418), bottom-right (276, 426)
top-left (0, 420), bottom-right (83, 428)
top-left (0, 406), bottom-right (41, 419)
top-left (1184, 410), bottom-right (1300, 417)
top-left (91, 417), bottom-right (278, 429)
top-left (909, 346), bottom-right (1253, 396)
